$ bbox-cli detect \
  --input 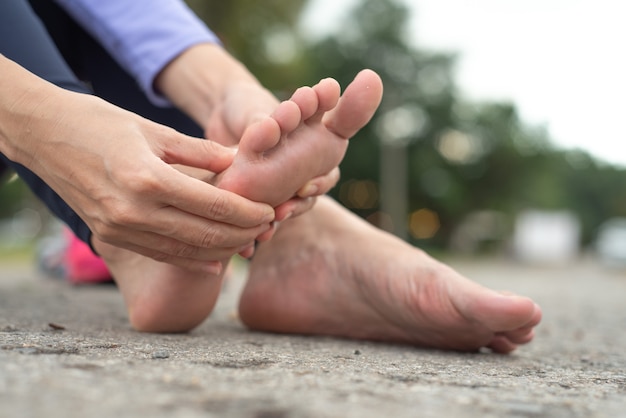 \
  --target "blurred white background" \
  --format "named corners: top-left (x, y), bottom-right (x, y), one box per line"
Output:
top-left (303, 0), bottom-right (626, 167)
